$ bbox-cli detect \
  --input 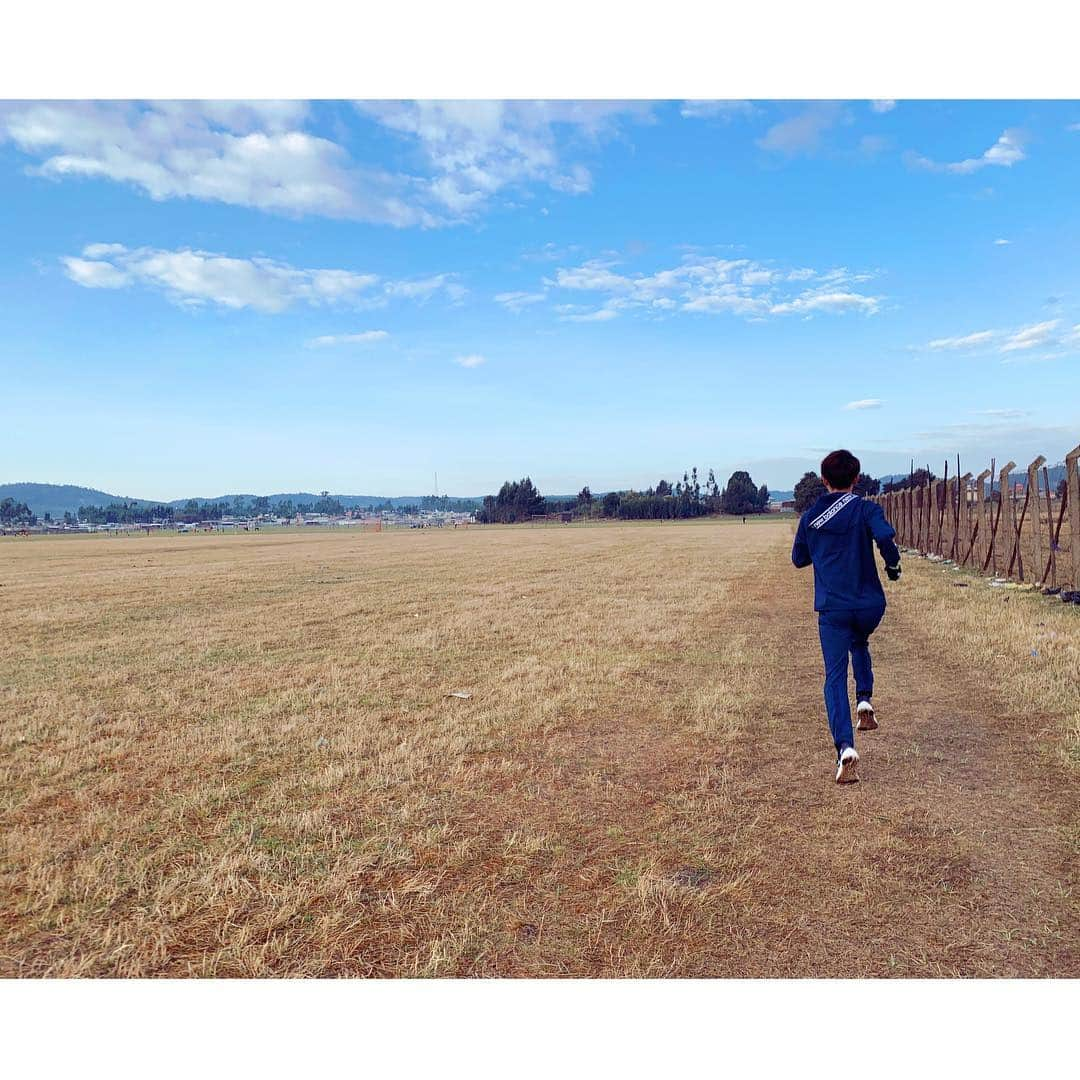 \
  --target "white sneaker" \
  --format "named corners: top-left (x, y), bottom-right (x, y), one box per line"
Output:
top-left (856, 701), bottom-right (878, 731)
top-left (836, 747), bottom-right (860, 784)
